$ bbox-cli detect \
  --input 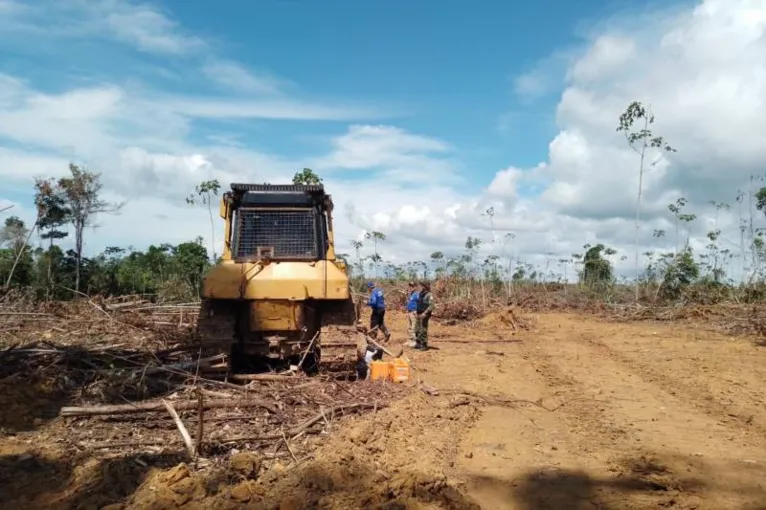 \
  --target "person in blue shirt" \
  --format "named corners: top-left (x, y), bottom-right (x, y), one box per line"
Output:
top-left (405, 281), bottom-right (420, 347)
top-left (366, 281), bottom-right (391, 341)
